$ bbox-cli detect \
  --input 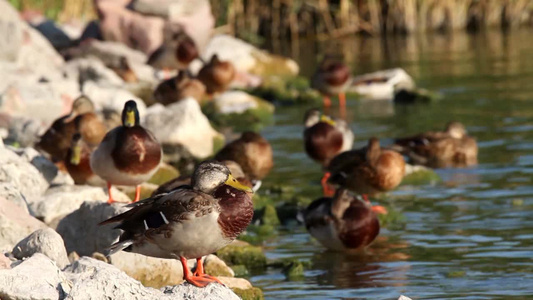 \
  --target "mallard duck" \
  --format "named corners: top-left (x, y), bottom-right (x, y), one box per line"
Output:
top-left (90, 100), bottom-right (162, 203)
top-left (196, 54), bottom-right (236, 95)
top-left (153, 70), bottom-right (206, 105)
top-left (311, 57), bottom-right (352, 111)
top-left (303, 108), bottom-right (354, 194)
top-left (147, 31), bottom-right (199, 71)
top-left (392, 121), bottom-right (478, 168)
top-left (65, 133), bottom-right (105, 186)
top-left (99, 161), bottom-right (253, 287)
top-left (151, 160), bottom-right (254, 197)
top-left (214, 132), bottom-right (273, 188)
top-left (326, 138), bottom-right (405, 214)
top-left (304, 189), bottom-right (379, 251)
top-left (37, 95), bottom-right (107, 162)
top-left (111, 56), bottom-right (138, 83)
